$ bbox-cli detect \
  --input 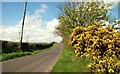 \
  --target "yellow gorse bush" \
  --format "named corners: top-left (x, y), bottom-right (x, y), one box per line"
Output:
top-left (68, 22), bottom-right (120, 73)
